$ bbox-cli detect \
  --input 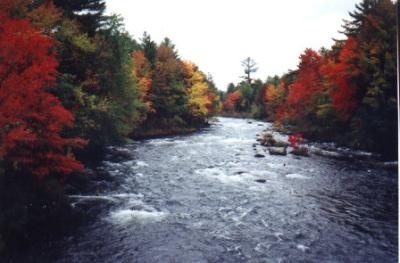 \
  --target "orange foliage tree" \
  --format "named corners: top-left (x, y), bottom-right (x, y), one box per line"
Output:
top-left (264, 82), bottom-right (286, 120)
top-left (0, 10), bottom-right (85, 178)
top-left (132, 50), bottom-right (154, 116)
top-left (223, 90), bottom-right (242, 112)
